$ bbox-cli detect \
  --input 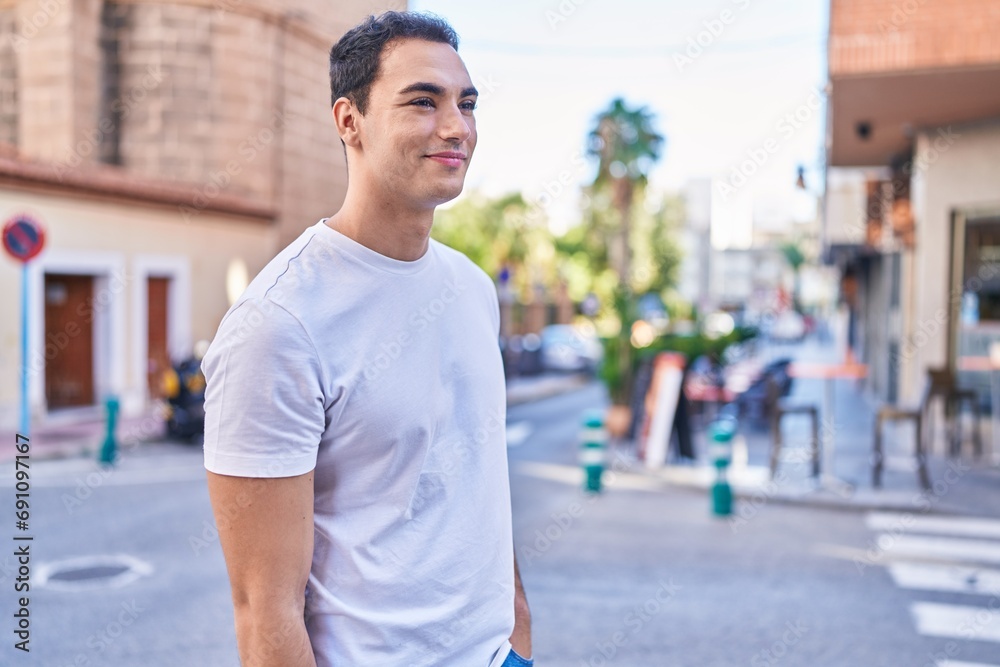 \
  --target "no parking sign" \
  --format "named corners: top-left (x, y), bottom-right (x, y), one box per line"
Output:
top-left (4, 213), bottom-right (46, 437)
top-left (3, 214), bottom-right (46, 262)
